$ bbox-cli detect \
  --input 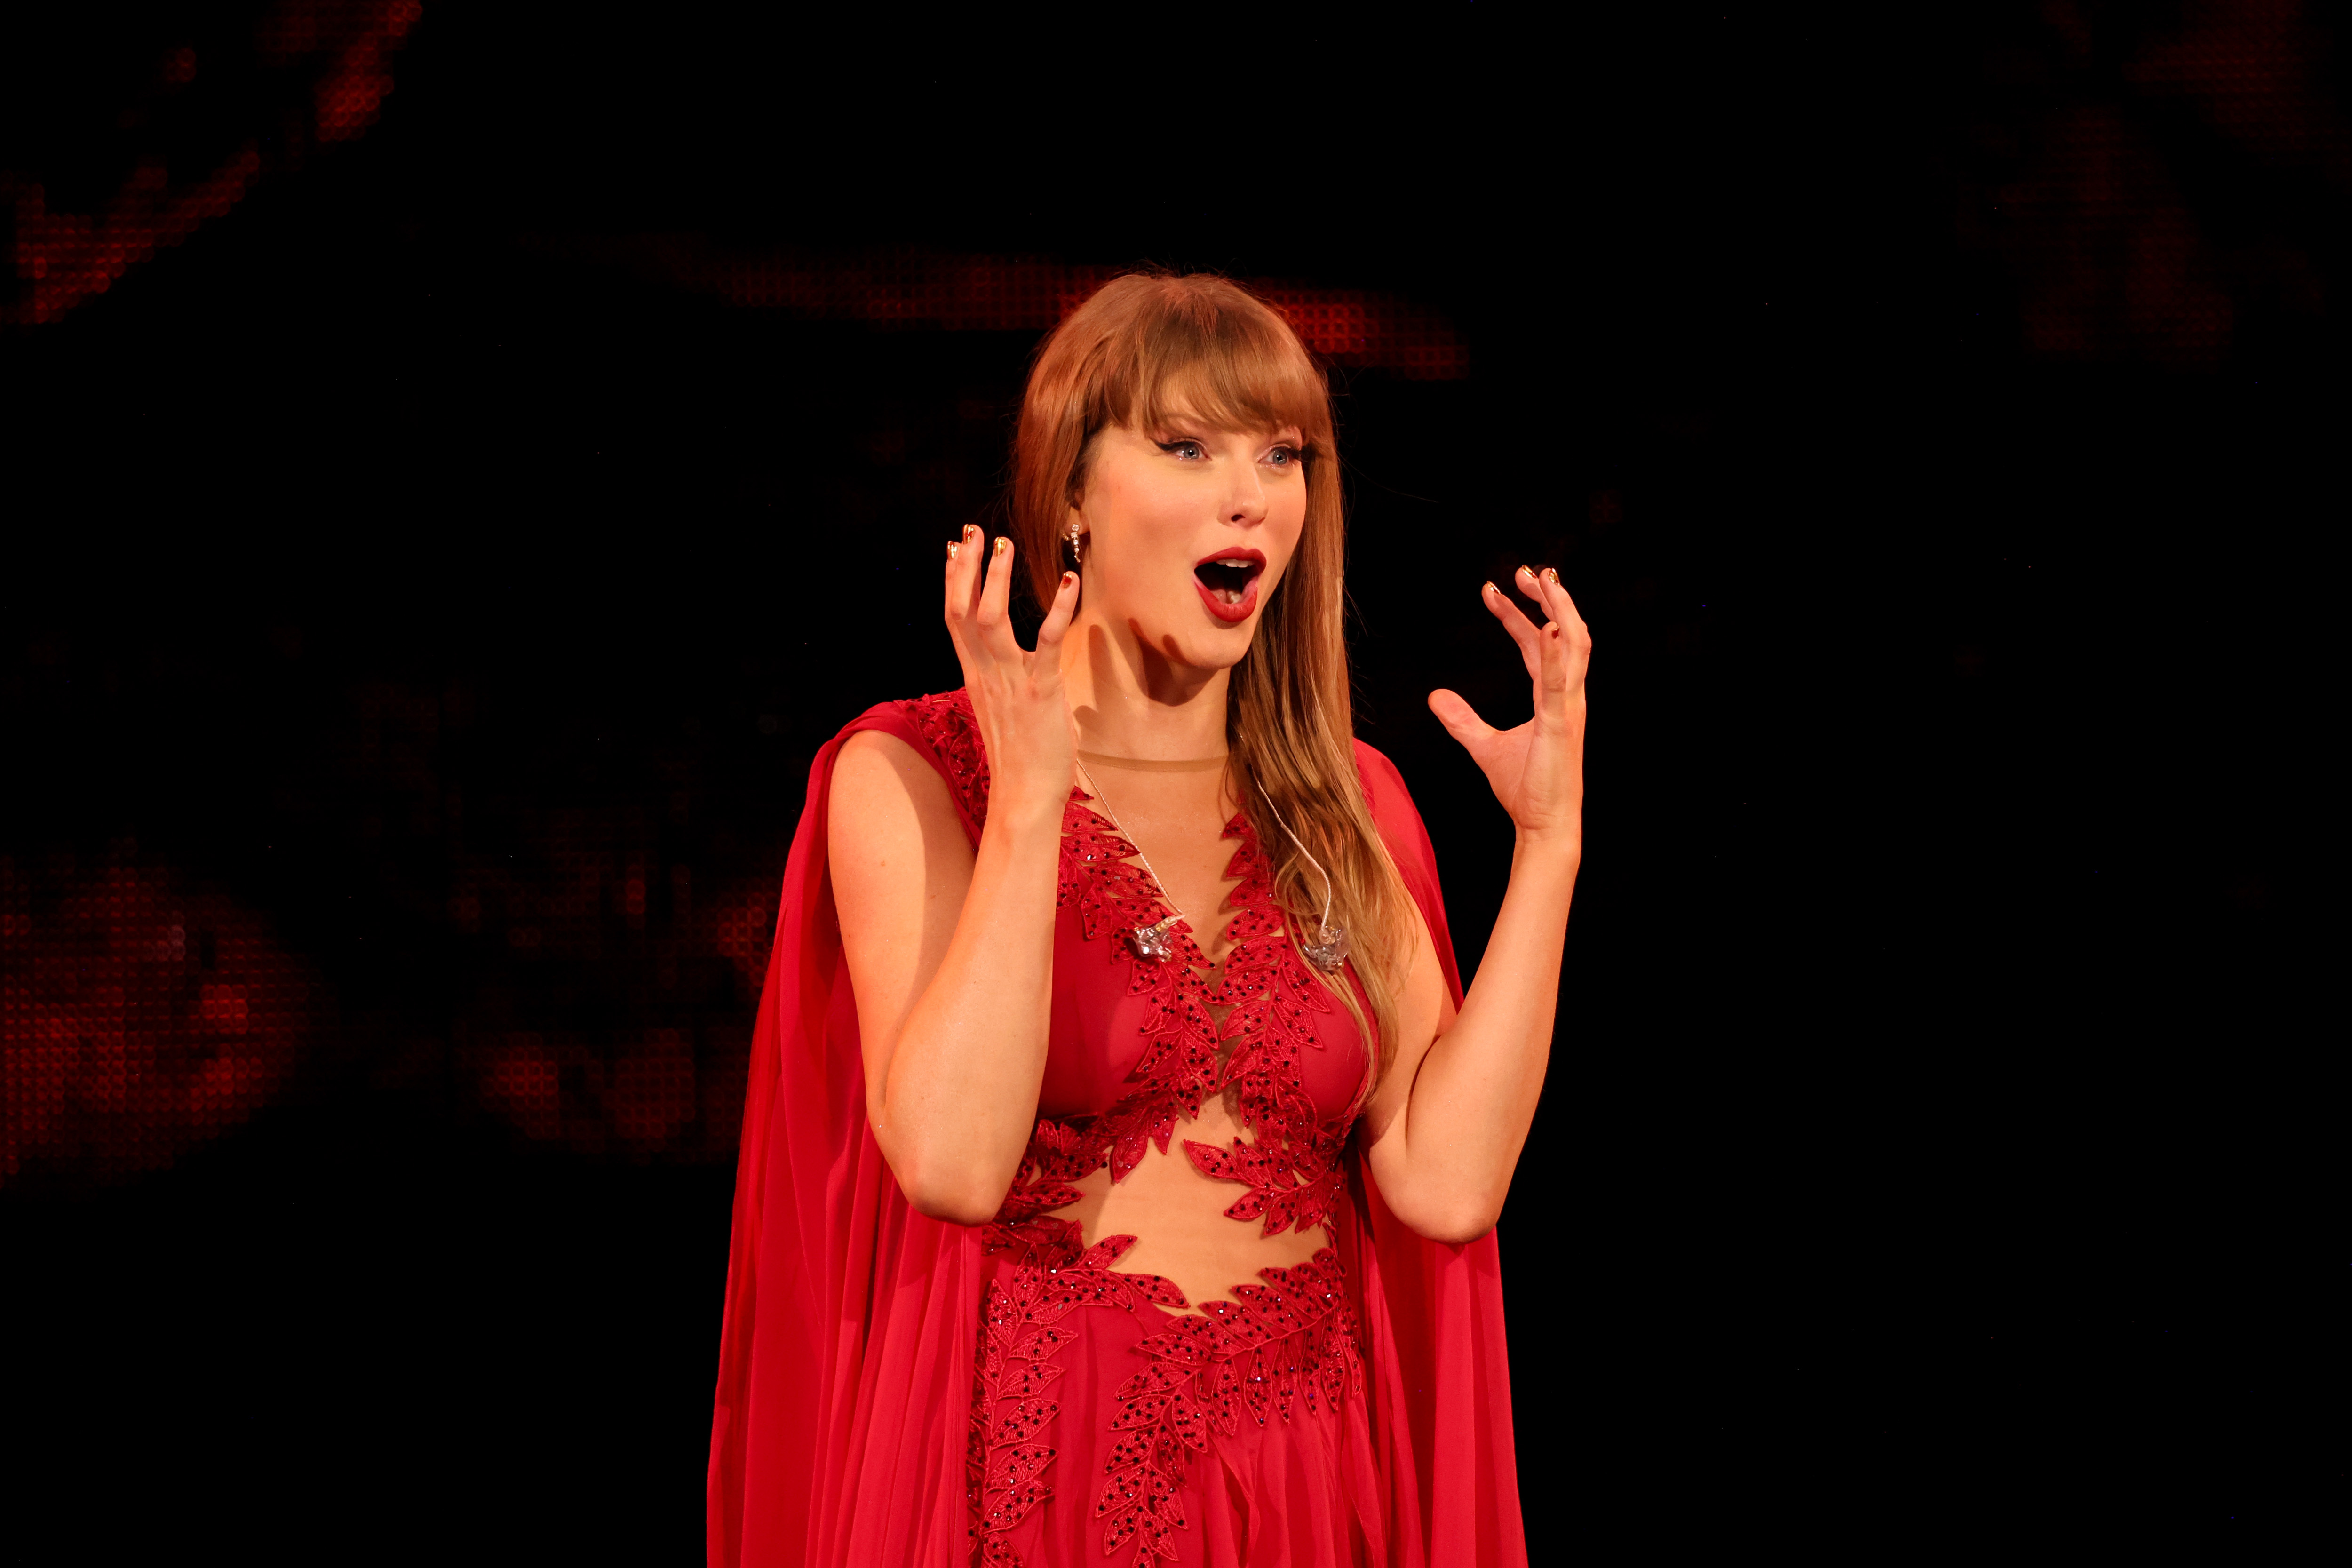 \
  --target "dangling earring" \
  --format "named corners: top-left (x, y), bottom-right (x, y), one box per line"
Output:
top-left (1065, 524), bottom-right (1084, 569)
